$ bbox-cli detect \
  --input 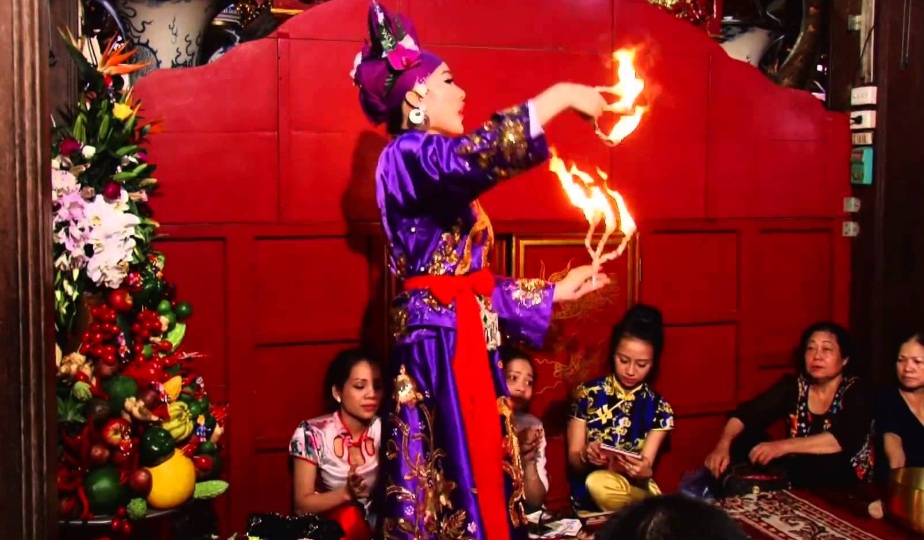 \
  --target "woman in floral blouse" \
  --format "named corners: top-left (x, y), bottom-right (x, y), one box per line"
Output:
top-left (567, 304), bottom-right (674, 514)
top-left (703, 321), bottom-right (873, 490)
top-left (290, 348), bottom-right (383, 539)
